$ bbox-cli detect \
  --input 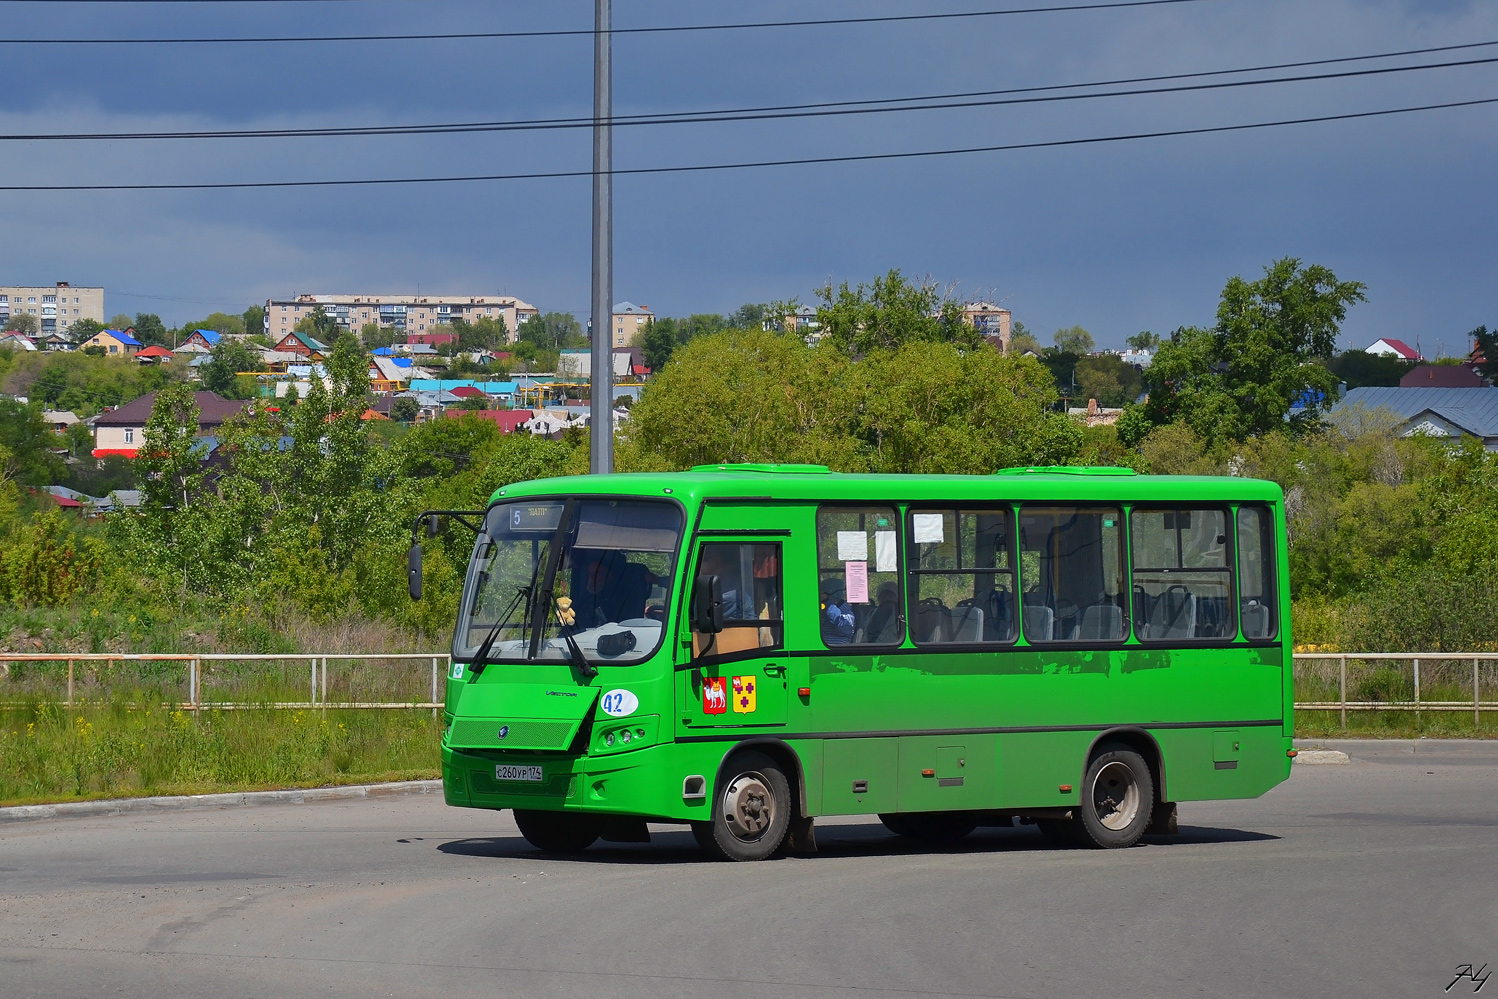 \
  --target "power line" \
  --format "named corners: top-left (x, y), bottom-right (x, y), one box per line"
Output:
top-left (2, 95), bottom-right (1491, 191)
top-left (0, 0), bottom-right (1215, 44)
top-left (6, 48), bottom-right (1497, 142)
